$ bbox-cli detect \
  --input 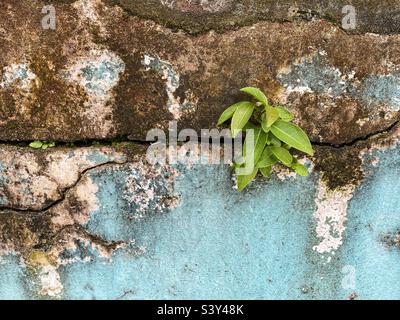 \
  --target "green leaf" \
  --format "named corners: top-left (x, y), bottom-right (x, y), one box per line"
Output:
top-left (237, 167), bottom-right (258, 191)
top-left (243, 121), bottom-right (258, 130)
top-left (260, 166), bottom-right (272, 177)
top-left (29, 141), bottom-right (43, 149)
top-left (257, 146), bottom-right (278, 168)
top-left (243, 128), bottom-right (268, 166)
top-left (265, 105), bottom-right (280, 127)
top-left (292, 163), bottom-right (308, 176)
top-left (270, 146), bottom-right (293, 166)
top-left (275, 106), bottom-right (294, 122)
top-left (41, 144), bottom-right (48, 150)
top-left (217, 102), bottom-right (244, 126)
top-left (48, 142), bottom-right (56, 148)
top-left (240, 87), bottom-right (269, 106)
top-left (271, 120), bottom-right (314, 156)
top-left (261, 114), bottom-right (270, 133)
top-left (231, 102), bottom-right (255, 138)
top-left (268, 132), bottom-right (281, 147)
